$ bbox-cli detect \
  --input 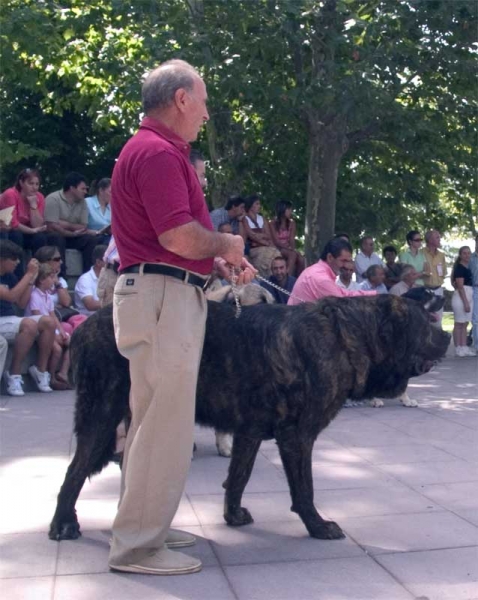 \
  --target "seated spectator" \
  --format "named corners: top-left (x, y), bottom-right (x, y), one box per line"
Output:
top-left (190, 150), bottom-right (207, 192)
top-left (336, 261), bottom-right (361, 290)
top-left (86, 178), bottom-right (112, 233)
top-left (288, 238), bottom-right (377, 304)
top-left (399, 230), bottom-right (429, 286)
top-left (209, 195), bottom-right (245, 235)
top-left (74, 245), bottom-right (106, 316)
top-left (242, 194), bottom-right (278, 278)
top-left (355, 236), bottom-right (383, 283)
top-left (451, 246), bottom-right (475, 357)
top-left (218, 223), bottom-right (233, 234)
top-left (269, 200), bottom-right (305, 277)
top-left (0, 240), bottom-right (55, 395)
top-left (97, 236), bottom-right (120, 307)
top-left (389, 265), bottom-right (419, 296)
top-left (260, 255), bottom-right (296, 304)
top-left (25, 264), bottom-right (71, 390)
top-left (0, 168), bottom-right (61, 272)
top-left (35, 245), bottom-right (87, 334)
top-left (44, 172), bottom-right (105, 274)
top-left (360, 265), bottom-right (388, 293)
top-left (383, 245), bottom-right (402, 290)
